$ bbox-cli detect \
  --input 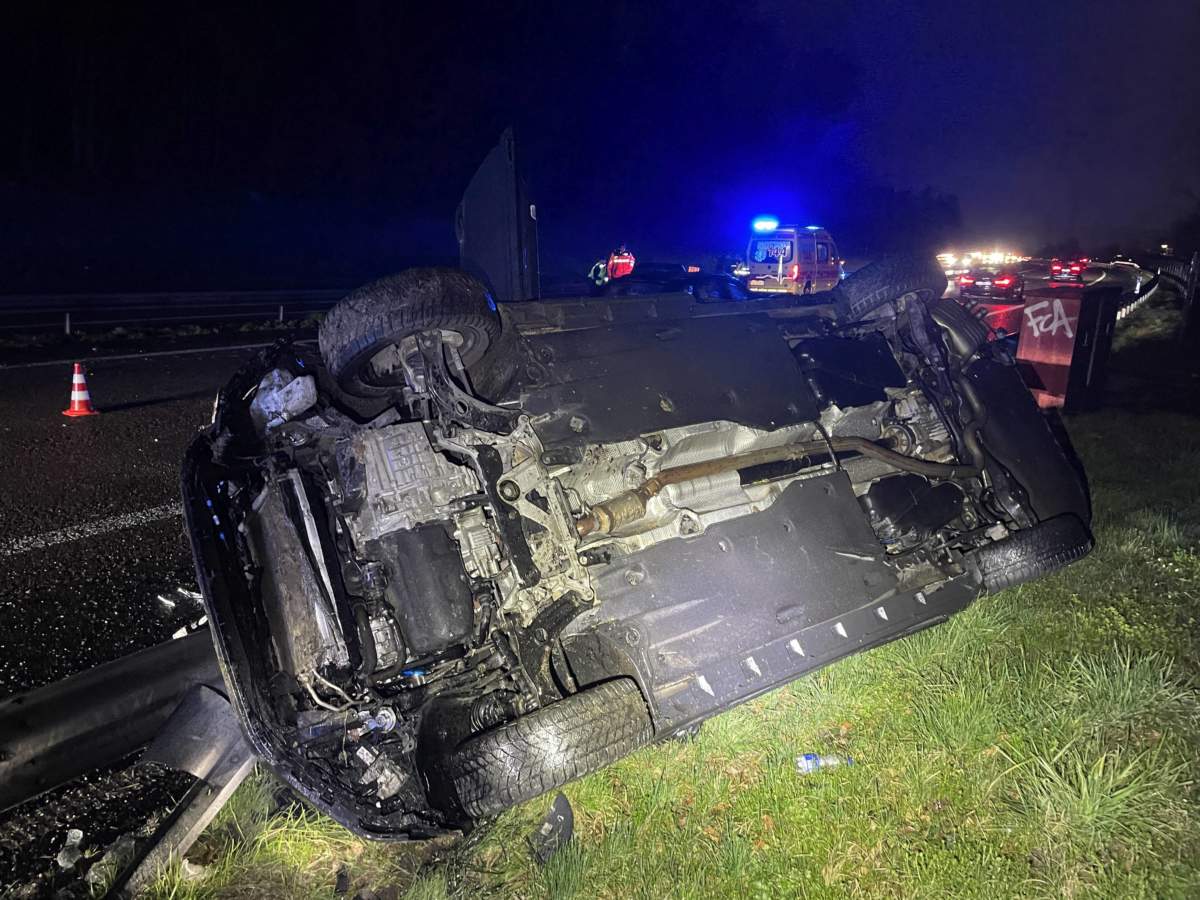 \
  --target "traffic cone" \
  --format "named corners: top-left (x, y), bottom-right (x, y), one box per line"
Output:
top-left (62, 362), bottom-right (99, 417)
